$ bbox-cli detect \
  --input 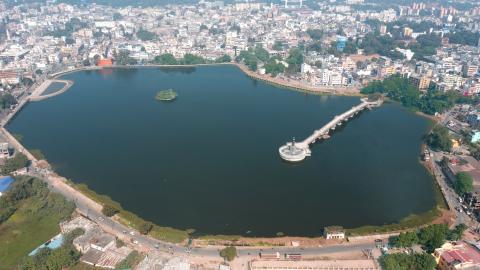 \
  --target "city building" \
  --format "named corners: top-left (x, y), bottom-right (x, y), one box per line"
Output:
top-left (324, 226), bottom-right (345, 239)
top-left (434, 242), bottom-right (480, 270)
top-left (409, 75), bottom-right (431, 90)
